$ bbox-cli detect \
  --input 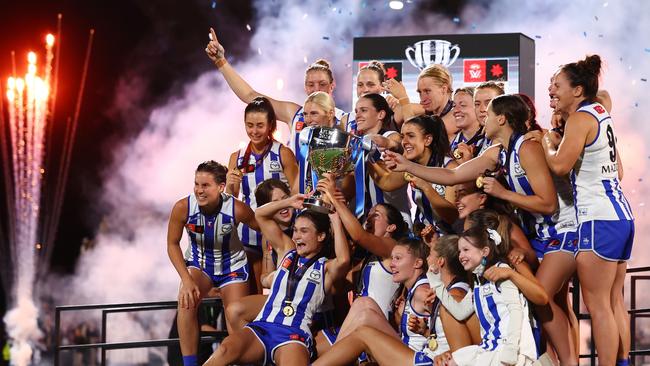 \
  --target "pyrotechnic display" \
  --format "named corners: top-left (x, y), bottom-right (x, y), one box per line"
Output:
top-left (0, 1), bottom-right (649, 365)
top-left (3, 32), bottom-right (55, 366)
